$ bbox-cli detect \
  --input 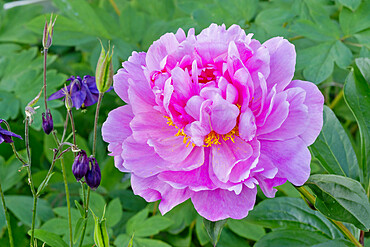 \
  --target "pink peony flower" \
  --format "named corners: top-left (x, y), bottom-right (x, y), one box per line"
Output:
top-left (102, 24), bottom-right (324, 221)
